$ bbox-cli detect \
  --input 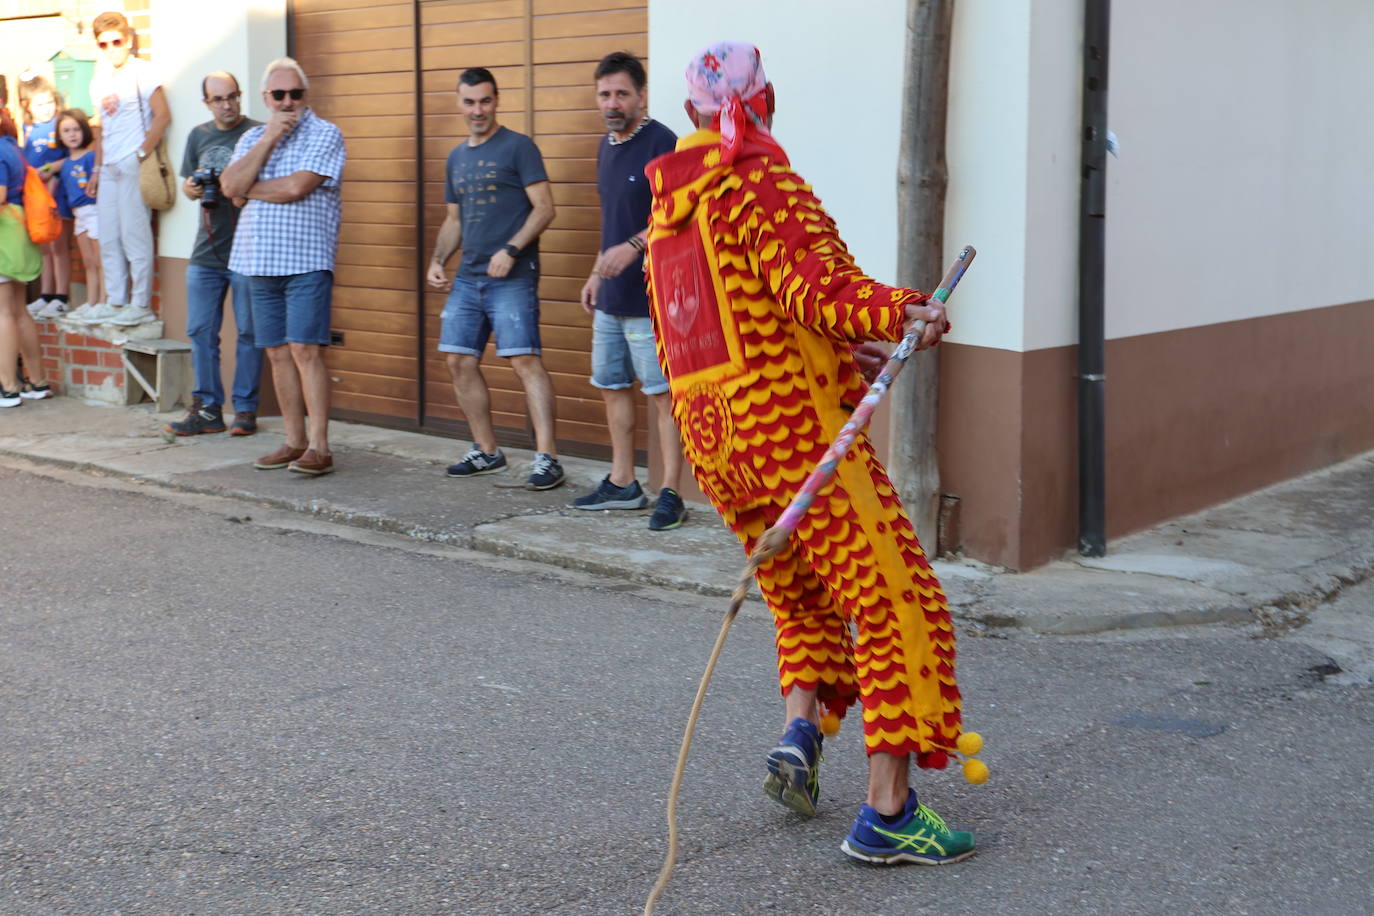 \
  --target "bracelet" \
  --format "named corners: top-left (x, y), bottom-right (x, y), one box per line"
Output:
top-left (627, 235), bottom-right (646, 252)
